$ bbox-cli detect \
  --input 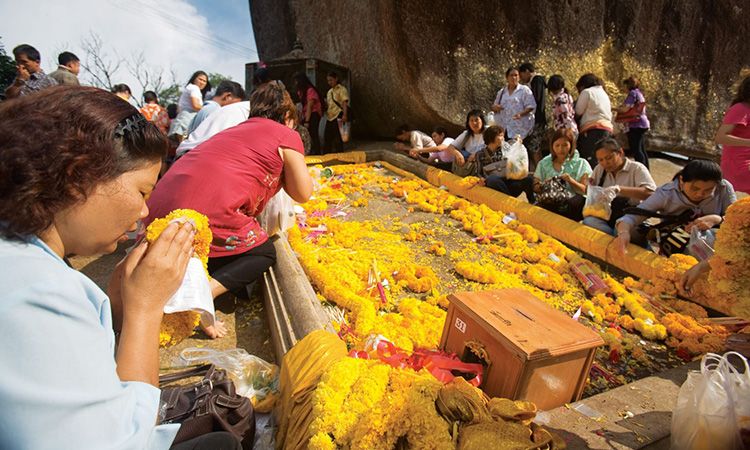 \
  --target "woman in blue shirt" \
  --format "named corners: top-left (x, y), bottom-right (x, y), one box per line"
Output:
top-left (0, 86), bottom-right (240, 450)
